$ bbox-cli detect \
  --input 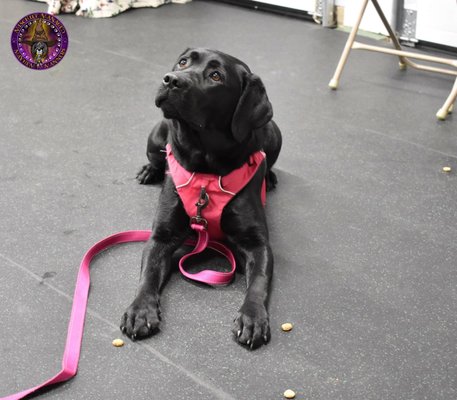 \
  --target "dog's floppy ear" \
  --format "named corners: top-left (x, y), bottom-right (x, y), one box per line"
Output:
top-left (231, 73), bottom-right (273, 143)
